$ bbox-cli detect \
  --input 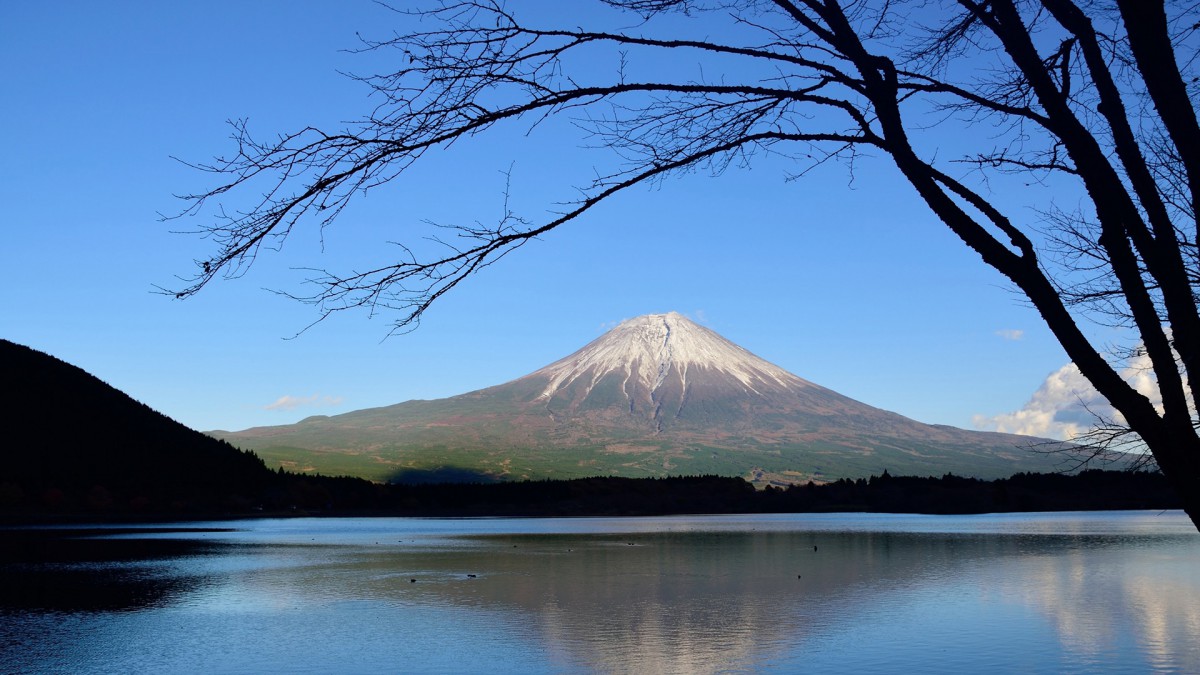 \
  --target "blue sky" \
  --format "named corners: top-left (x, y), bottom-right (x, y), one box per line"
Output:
top-left (1, 1), bottom-right (1093, 436)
